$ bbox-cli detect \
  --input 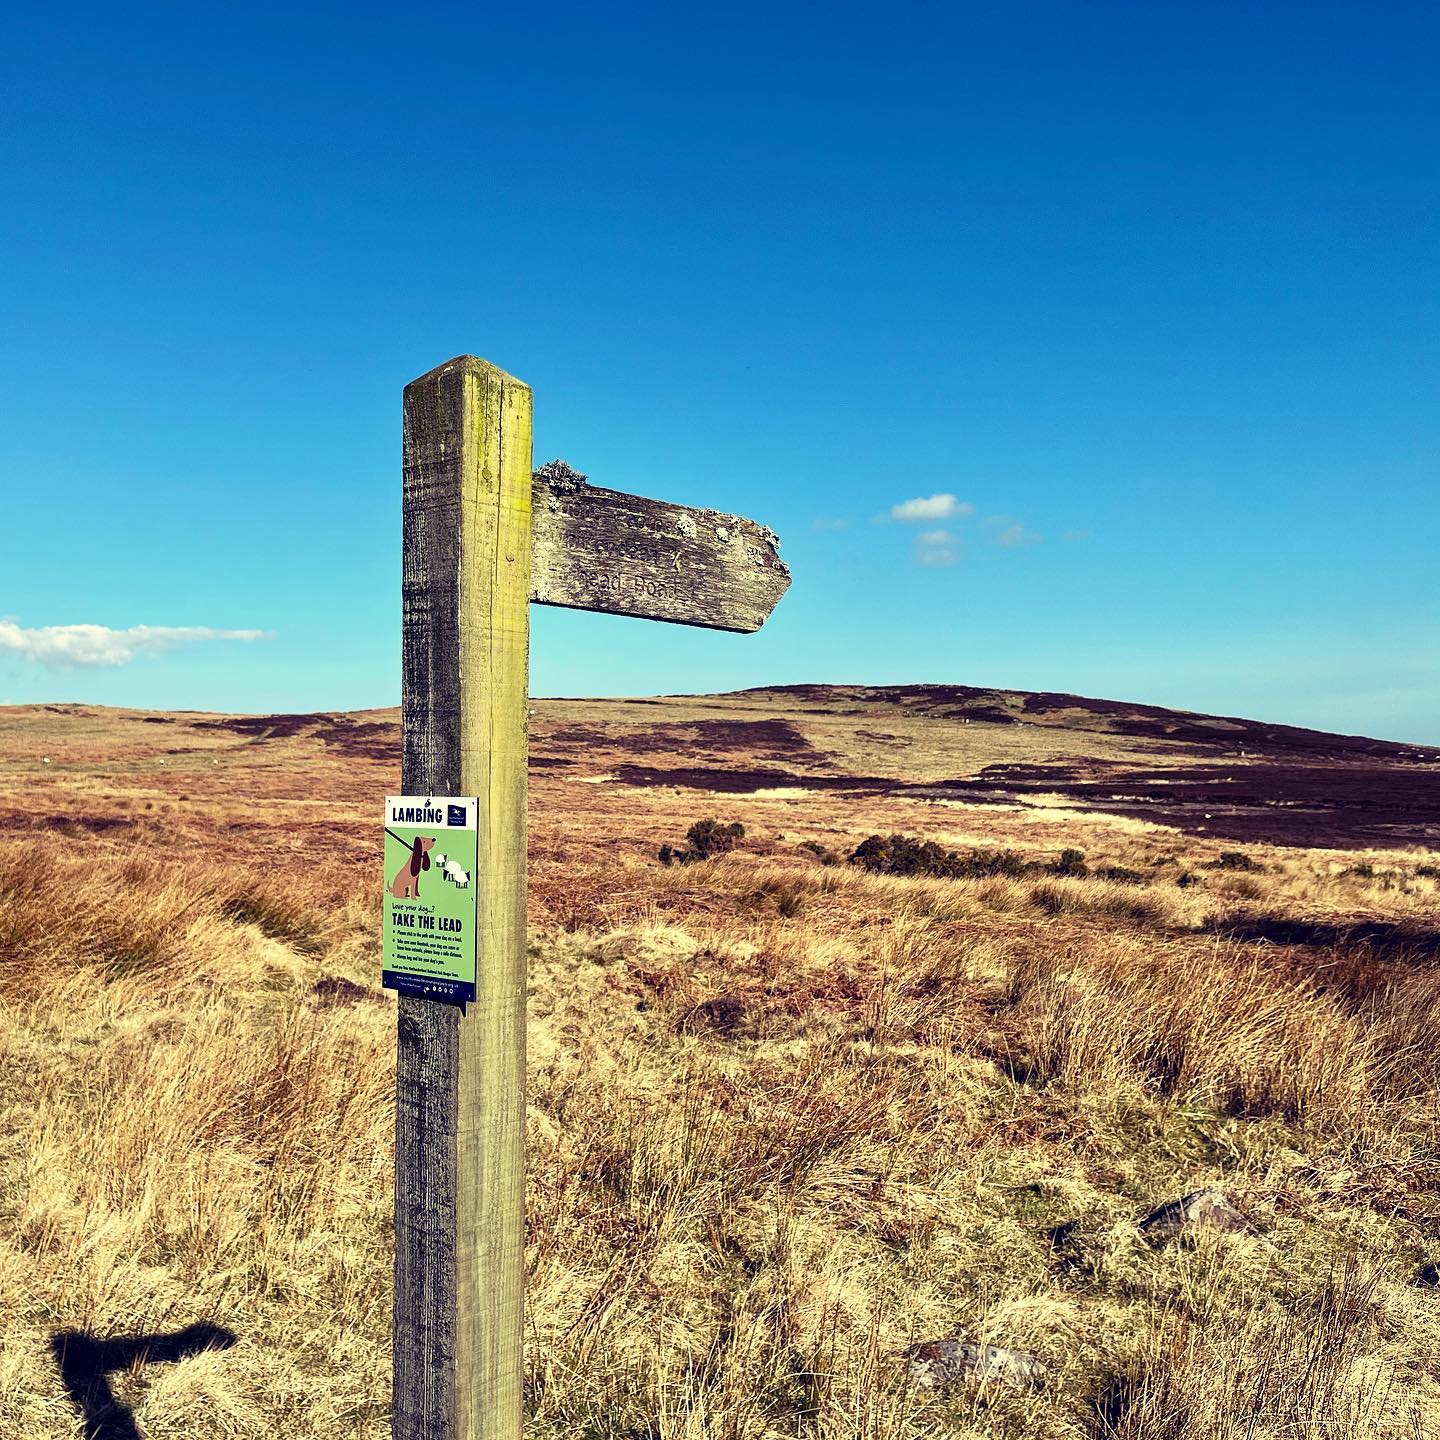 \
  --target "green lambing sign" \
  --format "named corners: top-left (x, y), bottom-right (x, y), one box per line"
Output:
top-left (382, 795), bottom-right (479, 1004)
